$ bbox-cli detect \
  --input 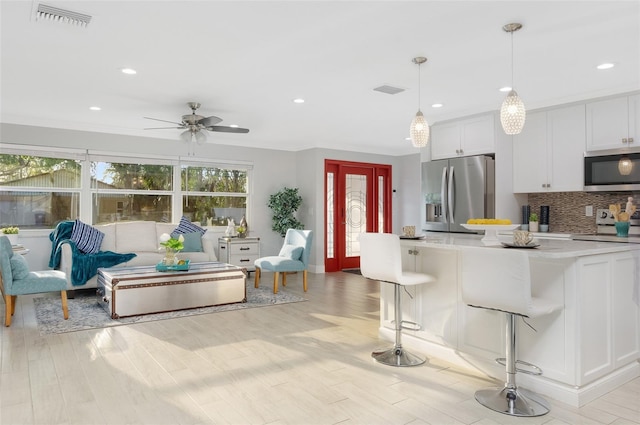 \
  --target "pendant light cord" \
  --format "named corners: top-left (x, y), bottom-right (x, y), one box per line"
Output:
top-left (417, 62), bottom-right (422, 111)
top-left (511, 31), bottom-right (515, 89)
